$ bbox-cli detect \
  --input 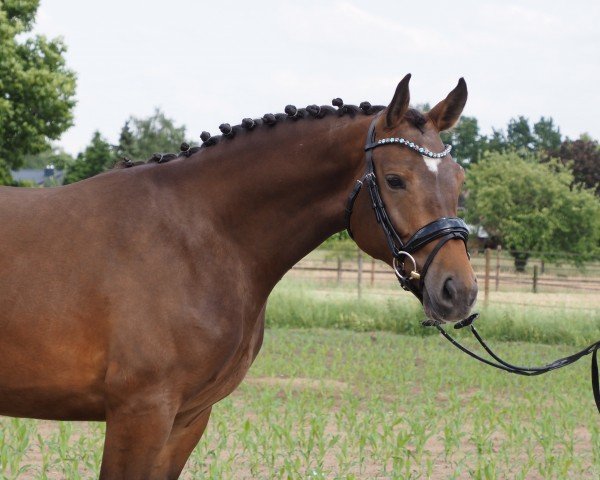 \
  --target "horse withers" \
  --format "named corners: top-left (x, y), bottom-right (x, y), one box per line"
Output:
top-left (0, 74), bottom-right (477, 479)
